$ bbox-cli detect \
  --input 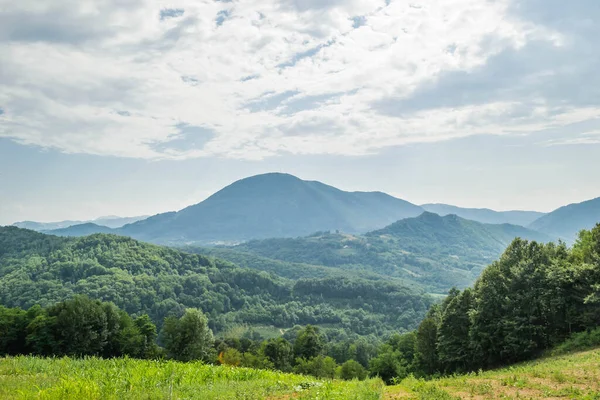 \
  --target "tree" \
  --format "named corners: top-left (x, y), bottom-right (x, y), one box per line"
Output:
top-left (293, 325), bottom-right (324, 360)
top-left (368, 345), bottom-right (408, 384)
top-left (413, 308), bottom-right (440, 376)
top-left (261, 338), bottom-right (294, 372)
top-left (437, 288), bottom-right (474, 373)
top-left (339, 359), bottom-right (367, 380)
top-left (294, 355), bottom-right (337, 379)
top-left (161, 308), bottom-right (214, 361)
top-left (47, 296), bottom-right (108, 356)
top-left (219, 348), bottom-right (242, 366)
top-left (134, 314), bottom-right (160, 358)
top-left (0, 306), bottom-right (29, 355)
